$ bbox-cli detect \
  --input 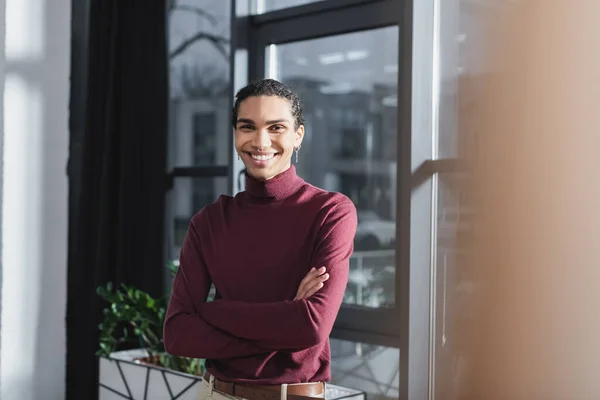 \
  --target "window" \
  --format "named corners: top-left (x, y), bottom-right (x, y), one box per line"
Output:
top-left (267, 27), bottom-right (399, 309)
top-left (236, 0), bottom-right (405, 397)
top-left (331, 338), bottom-right (399, 400)
top-left (166, 176), bottom-right (228, 258)
top-left (437, 0), bottom-right (499, 159)
top-left (167, 0), bottom-right (232, 269)
top-left (192, 112), bottom-right (217, 165)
